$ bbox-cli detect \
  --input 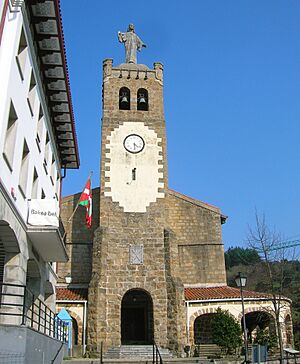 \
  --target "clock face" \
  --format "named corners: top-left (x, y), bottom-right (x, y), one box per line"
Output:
top-left (123, 134), bottom-right (145, 153)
